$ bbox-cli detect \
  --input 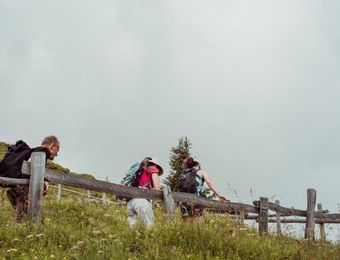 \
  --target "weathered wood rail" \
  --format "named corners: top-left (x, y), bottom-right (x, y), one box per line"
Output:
top-left (49, 184), bottom-right (121, 206)
top-left (1, 153), bottom-right (340, 242)
top-left (20, 160), bottom-right (255, 214)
